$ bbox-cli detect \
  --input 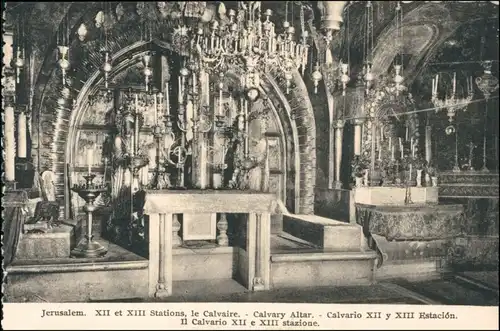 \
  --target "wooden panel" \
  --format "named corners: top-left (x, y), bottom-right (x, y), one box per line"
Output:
top-left (182, 213), bottom-right (217, 240)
